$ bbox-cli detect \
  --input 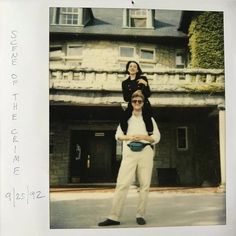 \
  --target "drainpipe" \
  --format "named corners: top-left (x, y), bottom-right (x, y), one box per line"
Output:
top-left (218, 104), bottom-right (226, 191)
